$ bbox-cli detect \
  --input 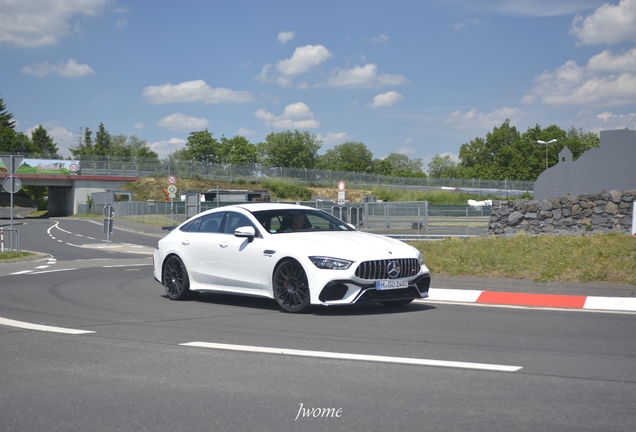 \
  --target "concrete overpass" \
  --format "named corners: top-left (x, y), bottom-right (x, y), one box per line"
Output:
top-left (0, 173), bottom-right (138, 216)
